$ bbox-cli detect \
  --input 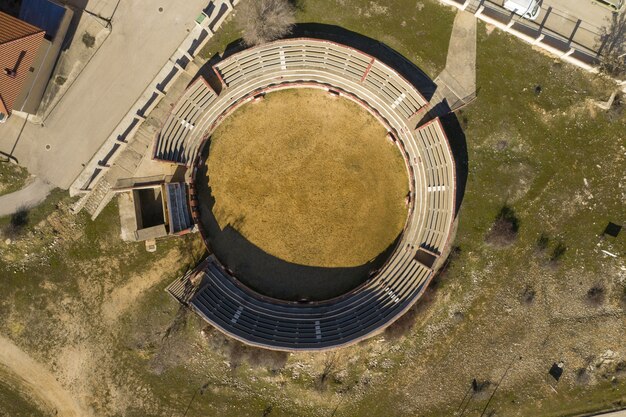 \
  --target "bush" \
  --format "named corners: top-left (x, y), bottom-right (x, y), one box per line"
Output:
top-left (485, 205), bottom-right (519, 247)
top-left (548, 241), bottom-right (567, 267)
top-left (586, 285), bottom-right (605, 306)
top-left (521, 285), bottom-right (536, 304)
top-left (535, 233), bottom-right (549, 253)
top-left (237, 0), bottom-right (295, 46)
top-left (599, 10), bottom-right (626, 77)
